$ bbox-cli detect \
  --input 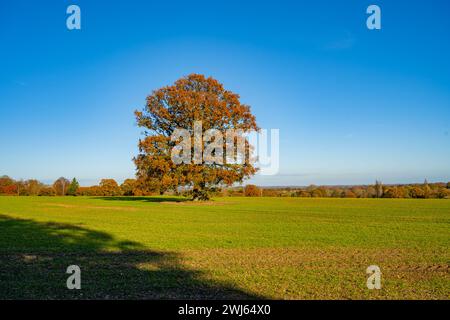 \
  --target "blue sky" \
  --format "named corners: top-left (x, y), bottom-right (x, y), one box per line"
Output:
top-left (1, 0), bottom-right (449, 186)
